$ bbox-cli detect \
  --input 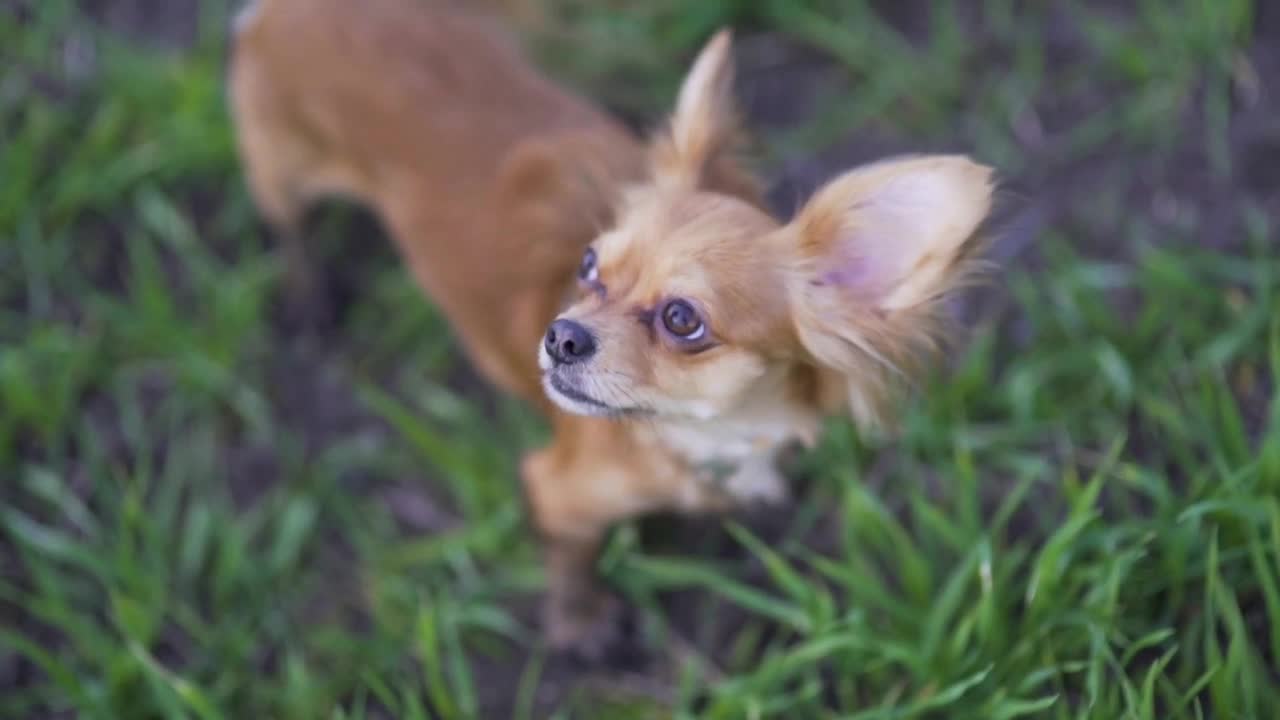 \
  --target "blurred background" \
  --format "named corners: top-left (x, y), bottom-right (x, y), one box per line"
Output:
top-left (2, 1), bottom-right (1278, 718)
